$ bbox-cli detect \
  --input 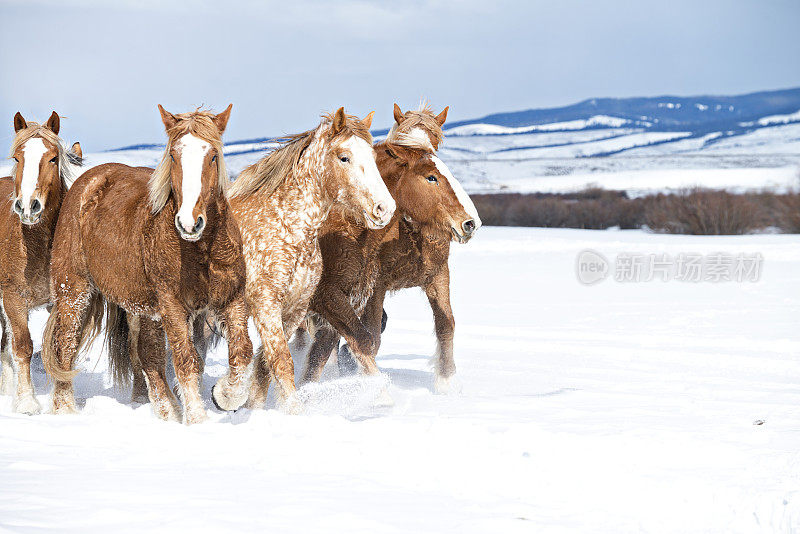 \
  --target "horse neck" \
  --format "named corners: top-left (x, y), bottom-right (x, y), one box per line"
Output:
top-left (275, 132), bottom-right (333, 234)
